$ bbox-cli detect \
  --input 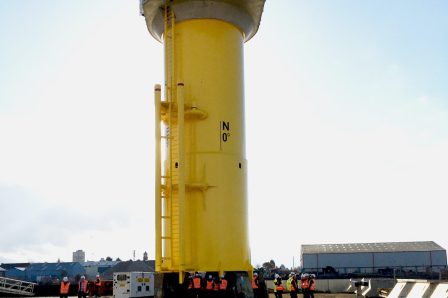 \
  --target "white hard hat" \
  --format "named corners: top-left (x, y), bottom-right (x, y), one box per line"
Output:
top-left (254, 272), bottom-right (258, 276)
top-left (96, 275), bottom-right (100, 278)
top-left (63, 277), bottom-right (68, 282)
top-left (275, 274), bottom-right (280, 278)
top-left (209, 275), bottom-right (212, 279)
top-left (81, 275), bottom-right (85, 279)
